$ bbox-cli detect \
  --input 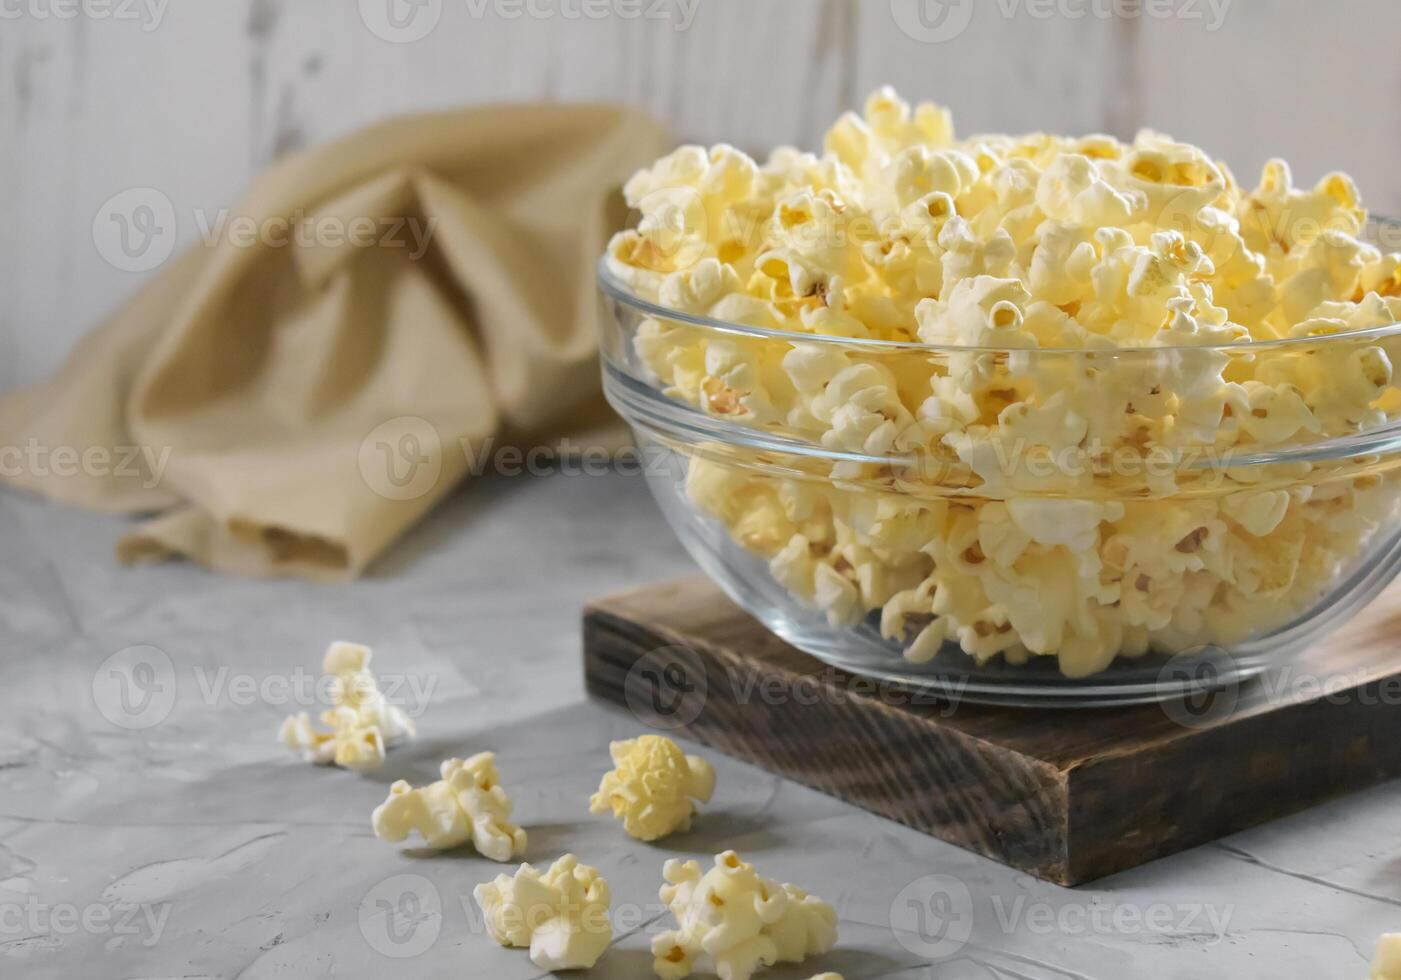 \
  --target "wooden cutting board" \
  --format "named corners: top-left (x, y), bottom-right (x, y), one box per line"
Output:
top-left (582, 575), bottom-right (1401, 885)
